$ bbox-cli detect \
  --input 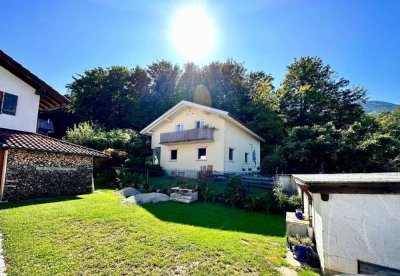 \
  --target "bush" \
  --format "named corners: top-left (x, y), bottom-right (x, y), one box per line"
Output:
top-left (224, 176), bottom-right (249, 208)
top-left (244, 192), bottom-right (275, 212)
top-left (94, 168), bottom-right (117, 187)
top-left (272, 186), bottom-right (302, 212)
